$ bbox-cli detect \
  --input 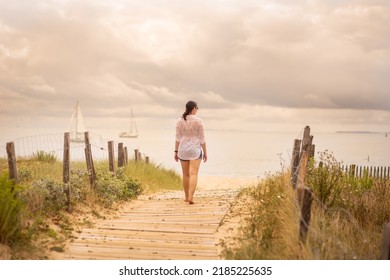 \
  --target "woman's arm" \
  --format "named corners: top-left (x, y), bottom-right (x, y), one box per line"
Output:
top-left (201, 143), bottom-right (207, 162)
